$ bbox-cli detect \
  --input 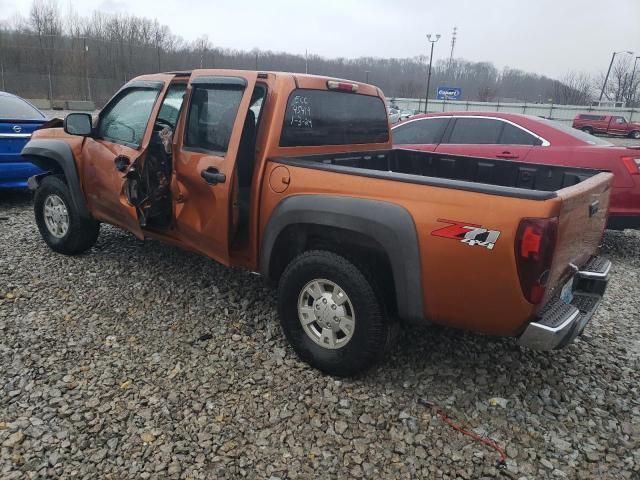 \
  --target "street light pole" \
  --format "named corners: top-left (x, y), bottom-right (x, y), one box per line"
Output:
top-left (629, 56), bottom-right (640, 106)
top-left (599, 50), bottom-right (633, 104)
top-left (424, 33), bottom-right (441, 114)
top-left (365, 70), bottom-right (370, 84)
